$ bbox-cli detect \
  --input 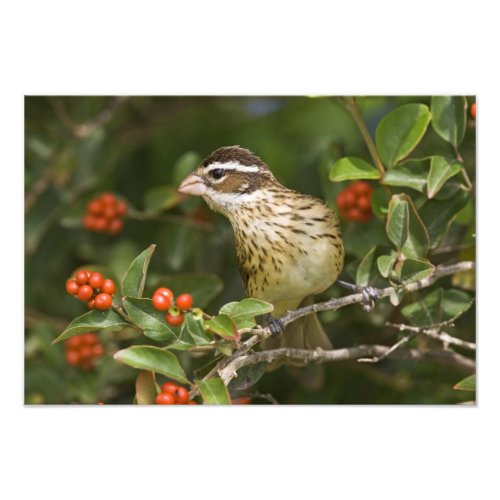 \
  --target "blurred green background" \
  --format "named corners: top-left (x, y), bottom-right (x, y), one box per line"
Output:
top-left (24, 96), bottom-right (475, 404)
